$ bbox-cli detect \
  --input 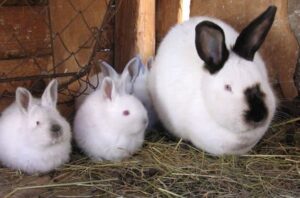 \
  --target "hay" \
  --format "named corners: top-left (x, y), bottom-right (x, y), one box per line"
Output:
top-left (0, 120), bottom-right (299, 197)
